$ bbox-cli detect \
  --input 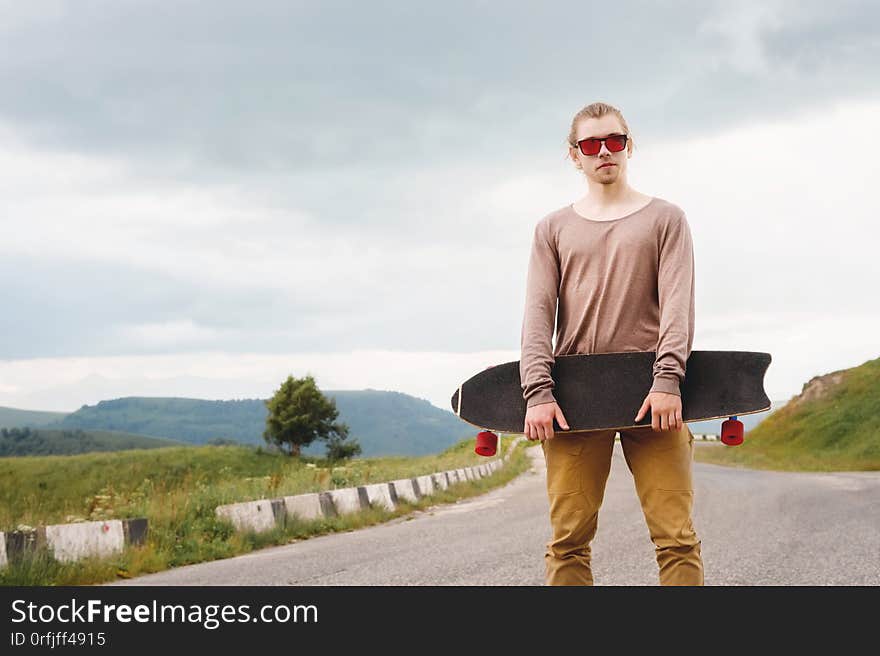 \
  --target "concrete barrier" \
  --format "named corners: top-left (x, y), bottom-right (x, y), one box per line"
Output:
top-left (44, 519), bottom-right (125, 563)
top-left (0, 518), bottom-right (147, 569)
top-left (415, 475), bottom-right (435, 497)
top-left (360, 483), bottom-right (395, 511)
top-left (283, 493), bottom-right (324, 521)
top-left (390, 478), bottom-right (419, 503)
top-left (327, 488), bottom-right (363, 515)
top-left (216, 499), bottom-right (282, 533)
top-left (210, 433), bottom-right (526, 537)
